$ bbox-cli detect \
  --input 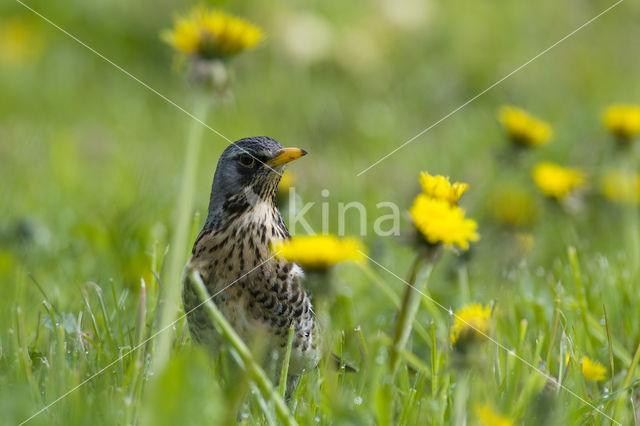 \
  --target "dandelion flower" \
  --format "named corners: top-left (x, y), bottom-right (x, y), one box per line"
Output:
top-left (581, 356), bottom-right (606, 381)
top-left (419, 172), bottom-right (468, 205)
top-left (277, 170), bottom-right (295, 198)
top-left (490, 187), bottom-right (536, 228)
top-left (515, 233), bottom-right (535, 255)
top-left (410, 194), bottom-right (479, 251)
top-left (600, 171), bottom-right (640, 205)
top-left (0, 16), bottom-right (44, 67)
top-left (476, 404), bottom-right (514, 426)
top-left (450, 303), bottom-right (491, 344)
top-left (603, 104), bottom-right (640, 141)
top-left (499, 105), bottom-right (553, 148)
top-left (273, 235), bottom-right (366, 271)
top-left (162, 7), bottom-right (262, 60)
top-left (532, 162), bottom-right (585, 200)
